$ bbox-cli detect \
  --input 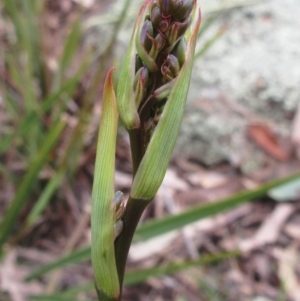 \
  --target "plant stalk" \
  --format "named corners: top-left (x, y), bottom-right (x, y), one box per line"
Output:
top-left (128, 128), bottom-right (145, 177)
top-left (114, 197), bottom-right (150, 295)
